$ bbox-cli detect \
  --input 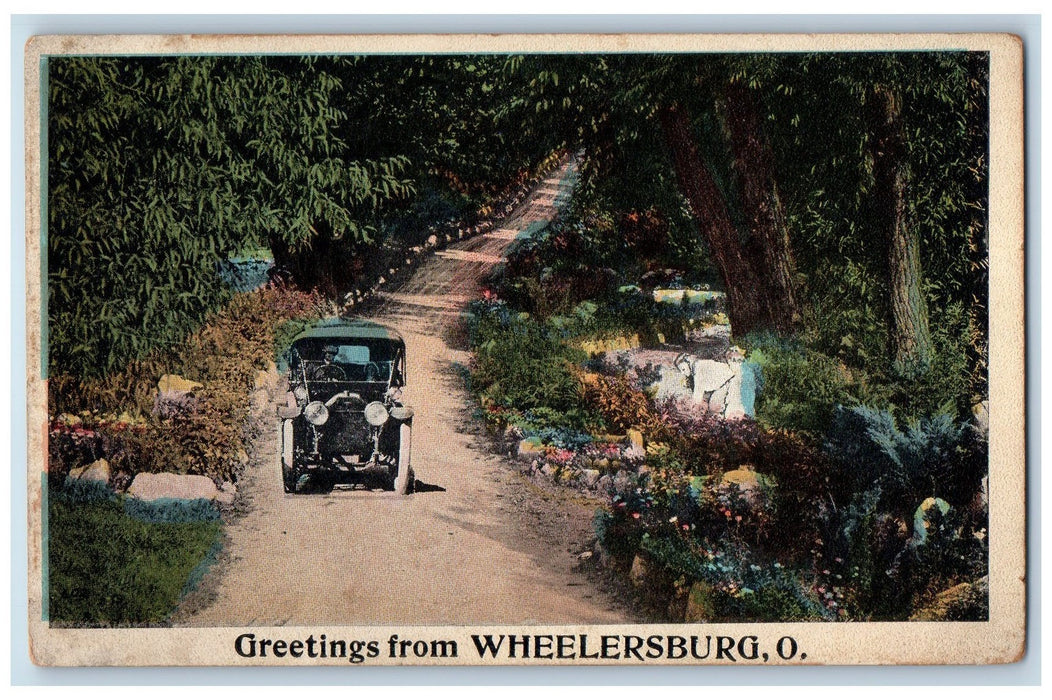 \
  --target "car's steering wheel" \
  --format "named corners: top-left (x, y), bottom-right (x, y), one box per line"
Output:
top-left (314, 363), bottom-right (346, 381)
